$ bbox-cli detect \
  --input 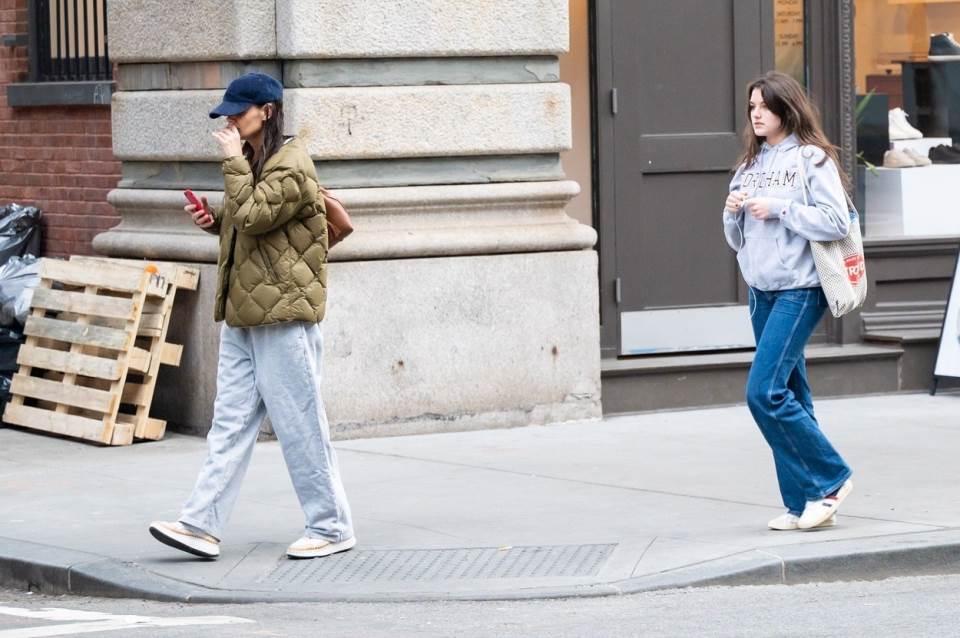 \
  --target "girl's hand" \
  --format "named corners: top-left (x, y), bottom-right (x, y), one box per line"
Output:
top-left (725, 190), bottom-right (747, 213)
top-left (212, 125), bottom-right (243, 158)
top-left (185, 195), bottom-right (215, 229)
top-left (744, 196), bottom-right (779, 220)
